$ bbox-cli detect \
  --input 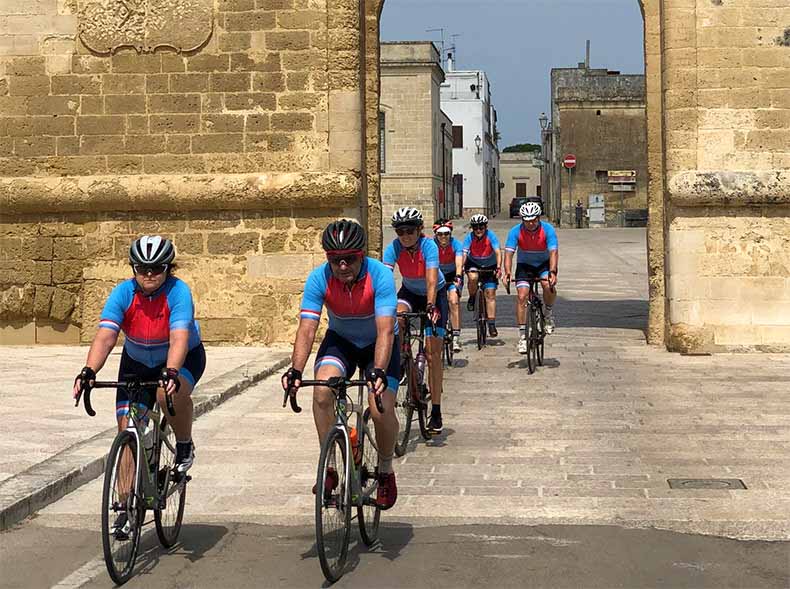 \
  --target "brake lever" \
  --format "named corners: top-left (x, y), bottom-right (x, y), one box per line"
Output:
top-left (82, 386), bottom-right (96, 417)
top-left (283, 387), bottom-right (302, 413)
